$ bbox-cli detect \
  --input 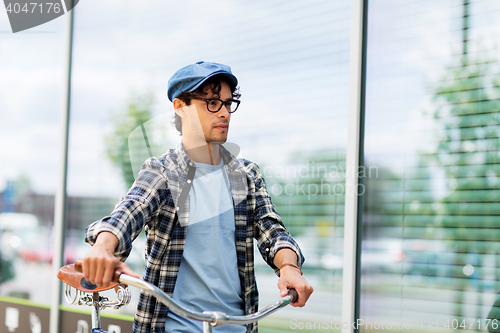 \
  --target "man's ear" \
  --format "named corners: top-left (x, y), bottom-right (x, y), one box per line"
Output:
top-left (173, 98), bottom-right (186, 118)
